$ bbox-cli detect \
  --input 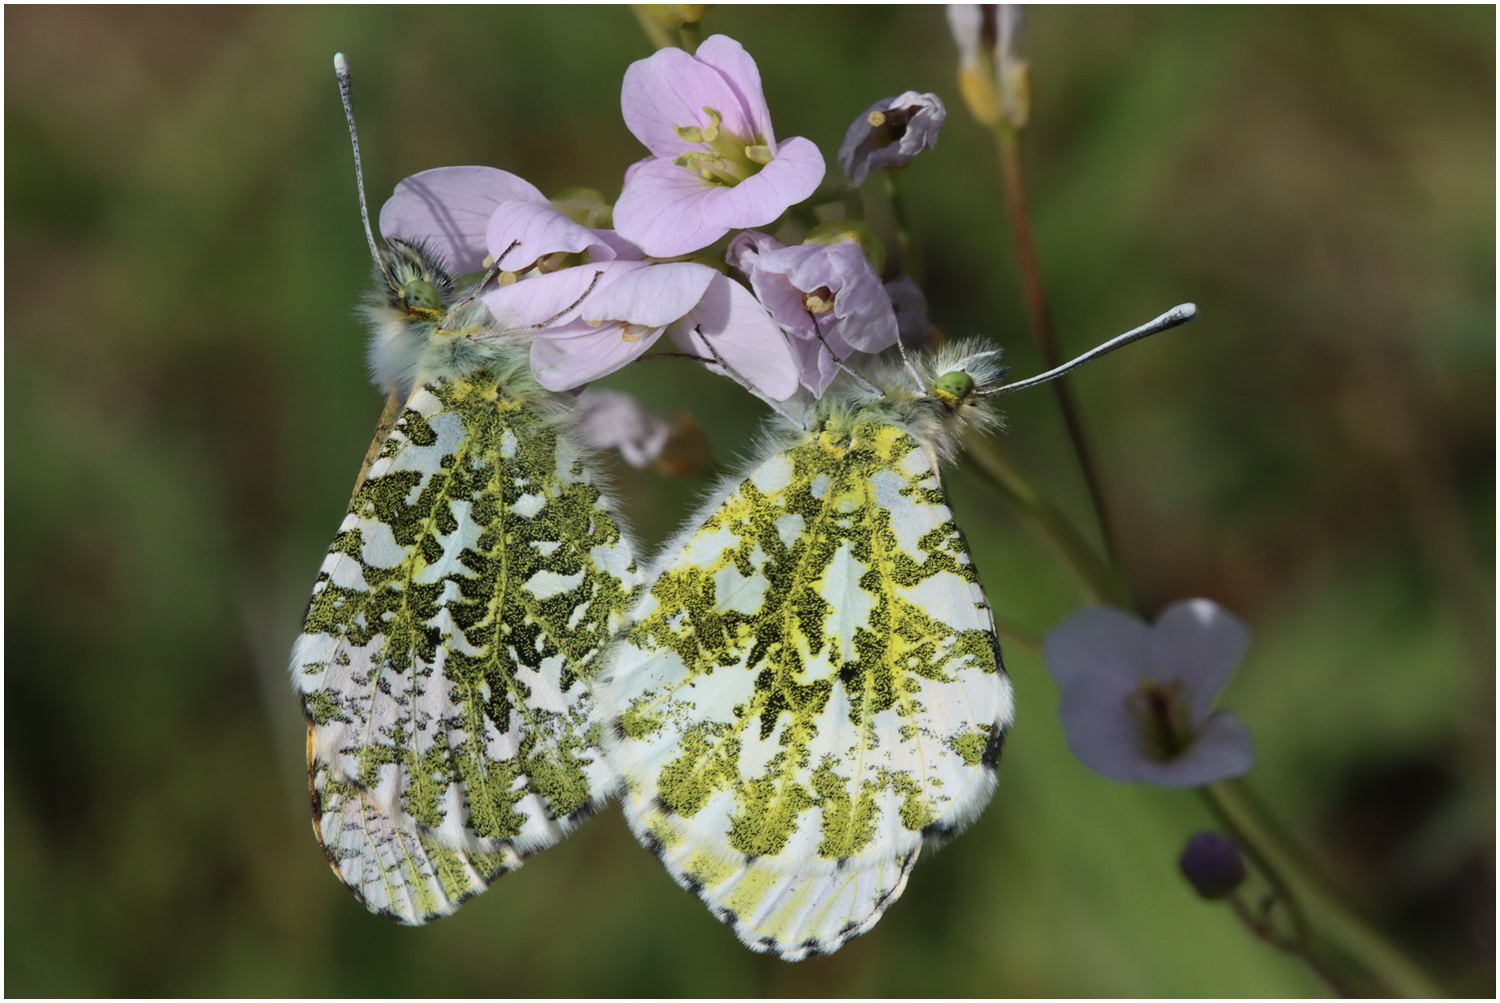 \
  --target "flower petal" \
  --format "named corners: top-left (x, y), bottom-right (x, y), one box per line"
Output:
top-left (945, 4), bottom-right (985, 67)
top-left (479, 263), bottom-right (634, 332)
top-left (588, 229), bottom-right (647, 262)
top-left (670, 274), bottom-right (799, 401)
top-left (1043, 605), bottom-right (1152, 689)
top-left (613, 158), bottom-right (730, 257)
top-left (702, 136), bottom-right (825, 229)
top-left (621, 44), bottom-right (755, 155)
top-left (528, 318), bottom-right (664, 391)
top-left (485, 200), bottom-right (611, 271)
top-left (692, 34), bottom-right (774, 143)
top-left (379, 166), bottom-right (545, 273)
top-left (1148, 599), bottom-right (1250, 722)
top-left (1056, 675), bottom-right (1149, 783)
top-left (583, 261), bottom-right (715, 327)
top-left (839, 92), bottom-right (946, 187)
